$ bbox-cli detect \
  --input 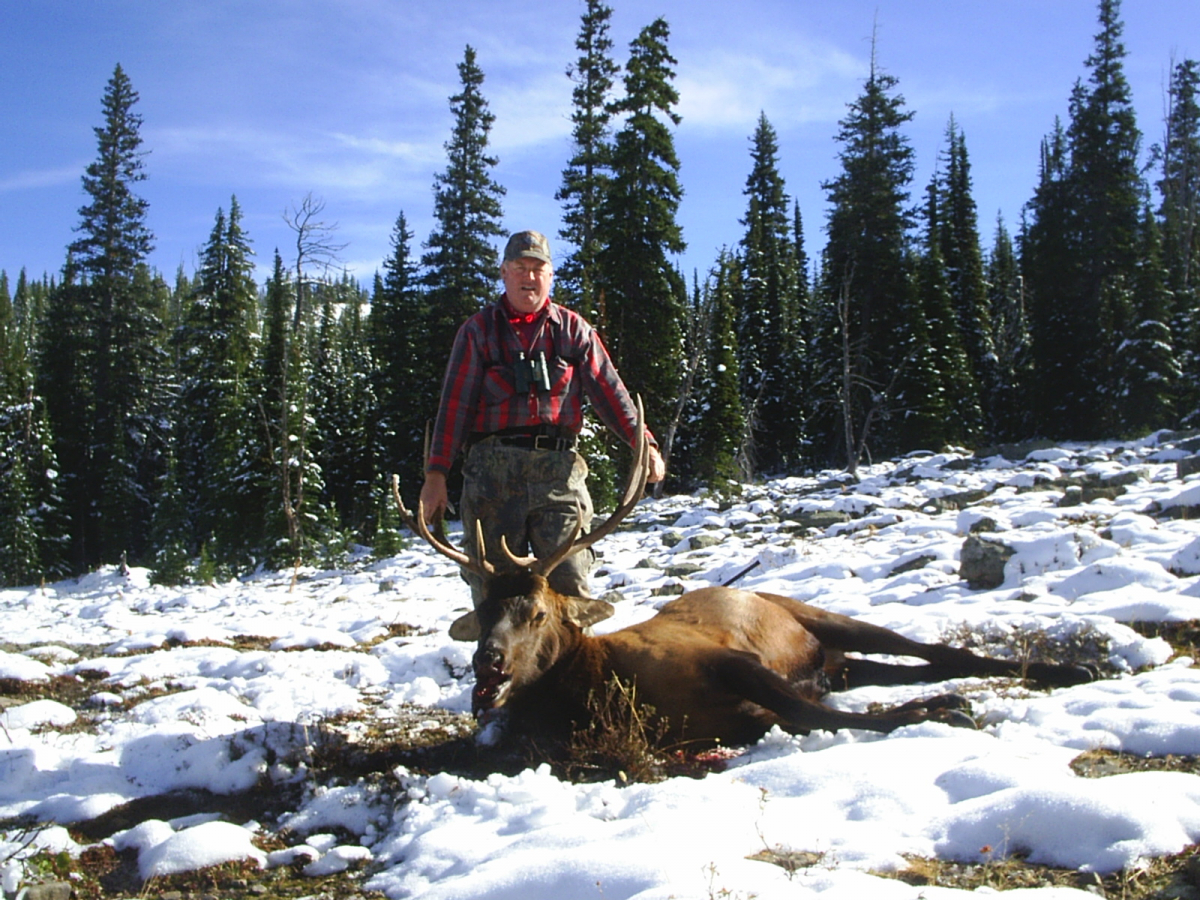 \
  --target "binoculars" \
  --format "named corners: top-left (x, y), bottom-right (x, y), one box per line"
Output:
top-left (514, 350), bottom-right (552, 394)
